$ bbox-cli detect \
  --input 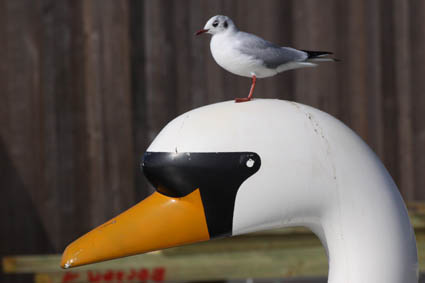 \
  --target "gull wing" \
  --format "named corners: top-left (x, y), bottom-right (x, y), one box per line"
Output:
top-left (235, 32), bottom-right (307, 69)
